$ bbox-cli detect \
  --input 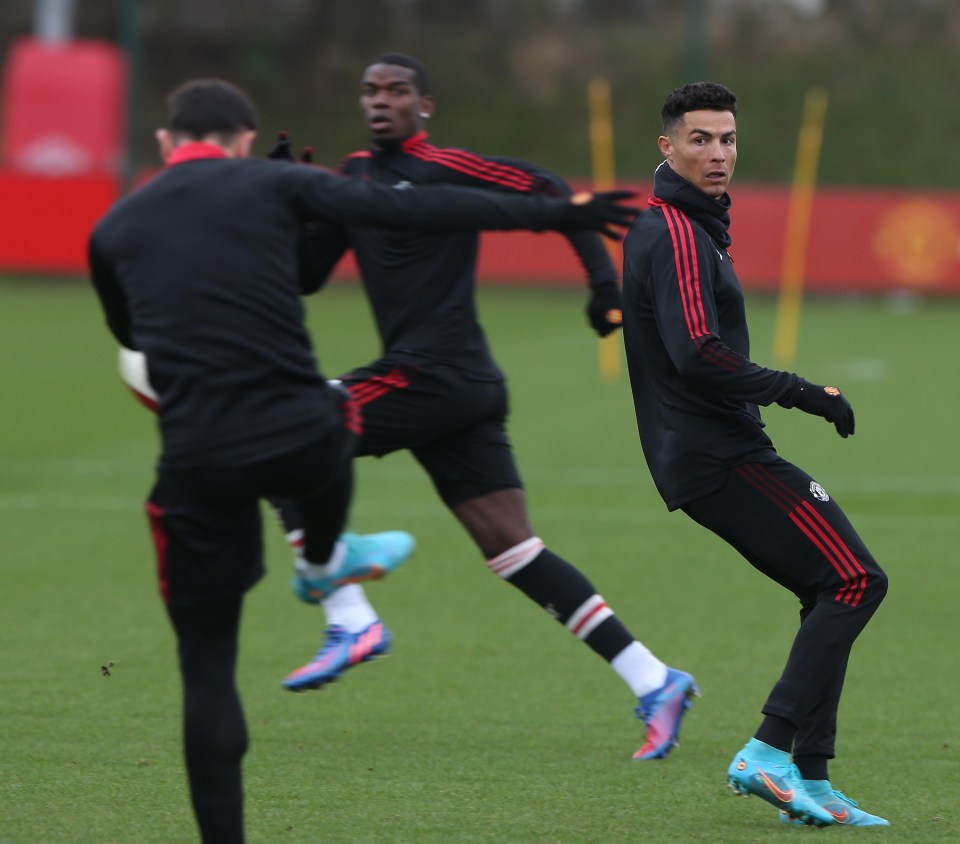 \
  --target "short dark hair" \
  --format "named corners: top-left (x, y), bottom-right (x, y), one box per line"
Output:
top-left (370, 52), bottom-right (430, 95)
top-left (661, 82), bottom-right (737, 135)
top-left (166, 79), bottom-right (258, 140)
